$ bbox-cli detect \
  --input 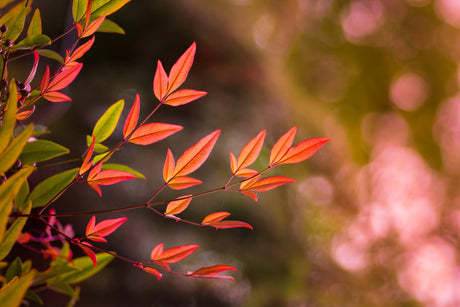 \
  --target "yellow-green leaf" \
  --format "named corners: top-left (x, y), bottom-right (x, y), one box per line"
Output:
top-left (102, 163), bottom-right (145, 179)
top-left (0, 201), bottom-right (31, 261)
top-left (0, 81), bottom-right (18, 153)
top-left (3, 6), bottom-right (30, 43)
top-left (20, 139), bottom-right (69, 164)
top-left (13, 34), bottom-right (50, 50)
top-left (0, 124), bottom-right (33, 175)
top-left (97, 18), bottom-right (125, 34)
top-left (0, 270), bottom-right (35, 307)
top-left (92, 99), bottom-right (124, 143)
top-left (27, 8), bottom-right (42, 36)
top-left (72, 0), bottom-right (87, 23)
top-left (27, 168), bottom-right (78, 208)
top-left (91, 0), bottom-right (131, 19)
top-left (36, 49), bottom-right (64, 63)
